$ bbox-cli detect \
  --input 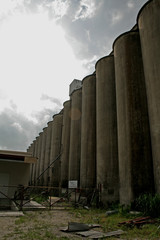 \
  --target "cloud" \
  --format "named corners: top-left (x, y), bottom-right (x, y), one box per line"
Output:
top-left (111, 10), bottom-right (123, 25)
top-left (127, 0), bottom-right (135, 9)
top-left (40, 94), bottom-right (62, 107)
top-left (73, 0), bottom-right (99, 21)
top-left (0, 104), bottom-right (60, 151)
top-left (31, 107), bottom-right (59, 126)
